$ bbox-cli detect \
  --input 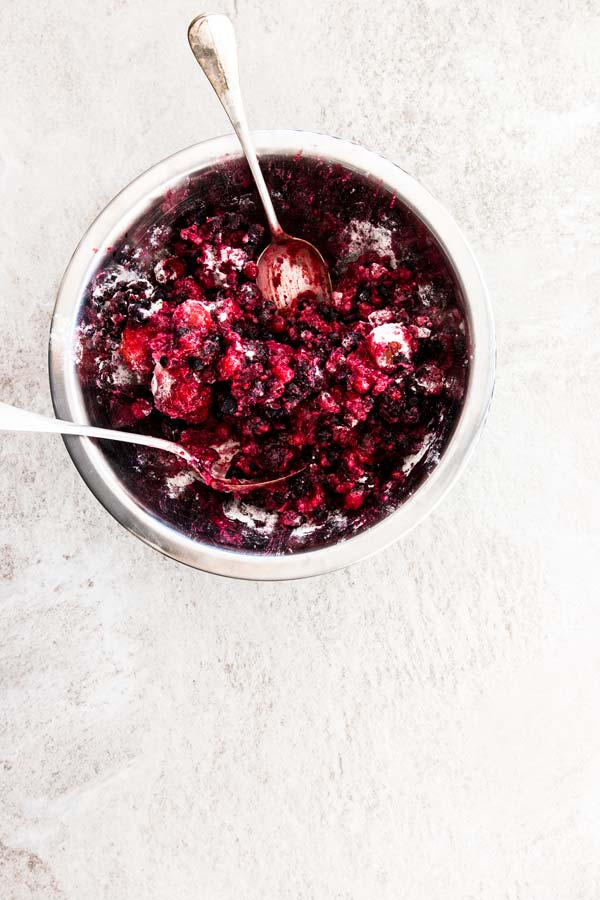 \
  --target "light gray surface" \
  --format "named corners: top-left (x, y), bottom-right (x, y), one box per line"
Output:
top-left (1, 0), bottom-right (599, 897)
